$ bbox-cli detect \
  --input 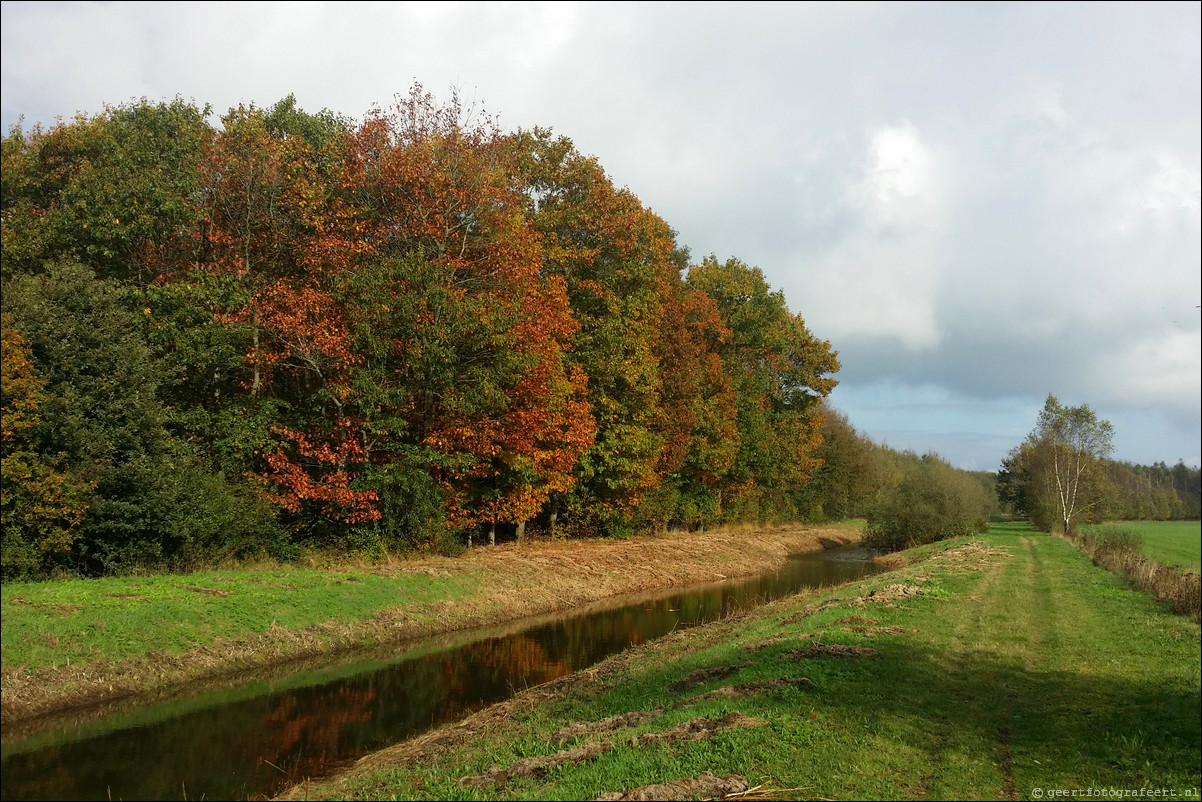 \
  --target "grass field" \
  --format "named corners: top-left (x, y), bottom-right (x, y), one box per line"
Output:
top-left (289, 523), bottom-right (1201, 801)
top-left (1082, 521), bottom-right (1201, 571)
